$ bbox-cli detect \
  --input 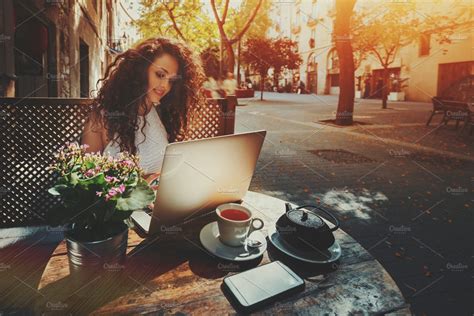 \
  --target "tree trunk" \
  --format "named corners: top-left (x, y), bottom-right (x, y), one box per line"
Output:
top-left (237, 39), bottom-right (241, 85)
top-left (224, 40), bottom-right (235, 74)
top-left (210, 0), bottom-right (263, 77)
top-left (382, 67), bottom-right (389, 109)
top-left (334, 0), bottom-right (356, 126)
top-left (260, 74), bottom-right (265, 100)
